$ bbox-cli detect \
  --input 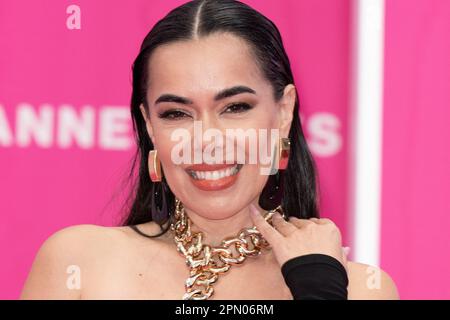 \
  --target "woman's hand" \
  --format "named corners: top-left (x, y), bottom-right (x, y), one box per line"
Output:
top-left (249, 204), bottom-right (348, 269)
